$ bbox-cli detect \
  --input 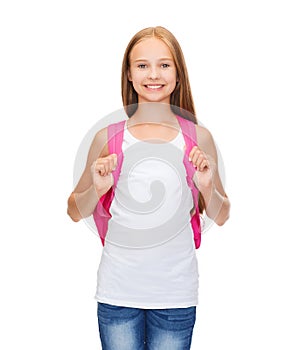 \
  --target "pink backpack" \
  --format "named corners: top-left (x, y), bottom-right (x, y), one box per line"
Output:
top-left (93, 114), bottom-right (202, 249)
